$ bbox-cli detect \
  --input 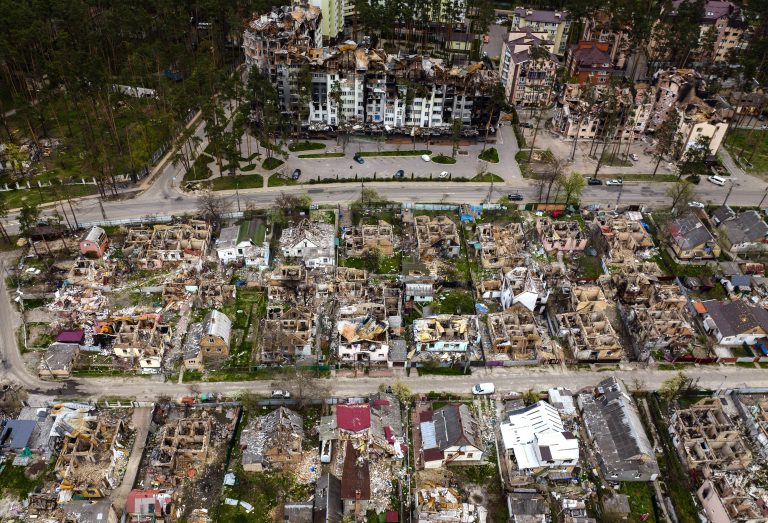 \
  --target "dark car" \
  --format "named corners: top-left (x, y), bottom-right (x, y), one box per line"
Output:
top-left (507, 192), bottom-right (523, 201)
top-left (292, 169), bottom-right (301, 180)
top-left (353, 155), bottom-right (365, 164)
top-left (587, 177), bottom-right (603, 185)
top-left (394, 169), bottom-right (405, 178)
top-left (687, 174), bottom-right (701, 184)
top-left (520, 122), bottom-right (533, 128)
